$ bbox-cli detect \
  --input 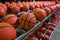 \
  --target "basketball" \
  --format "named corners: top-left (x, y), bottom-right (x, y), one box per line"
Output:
top-left (48, 6), bottom-right (55, 12)
top-left (11, 6), bottom-right (20, 13)
top-left (2, 4), bottom-right (7, 12)
top-left (34, 8), bottom-right (46, 21)
top-left (22, 4), bottom-right (29, 11)
top-left (19, 12), bottom-right (36, 31)
top-left (35, 3), bottom-right (40, 8)
top-left (43, 7), bottom-right (52, 16)
top-left (0, 3), bottom-right (7, 11)
top-left (56, 4), bottom-right (60, 8)
top-left (18, 2), bottom-right (23, 10)
top-left (39, 2), bottom-right (43, 8)
top-left (0, 22), bottom-right (16, 40)
top-left (5, 2), bottom-right (11, 10)
top-left (0, 7), bottom-right (6, 17)
top-left (29, 2), bottom-right (35, 10)
top-left (53, 5), bottom-right (57, 9)
top-left (3, 14), bottom-right (18, 28)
